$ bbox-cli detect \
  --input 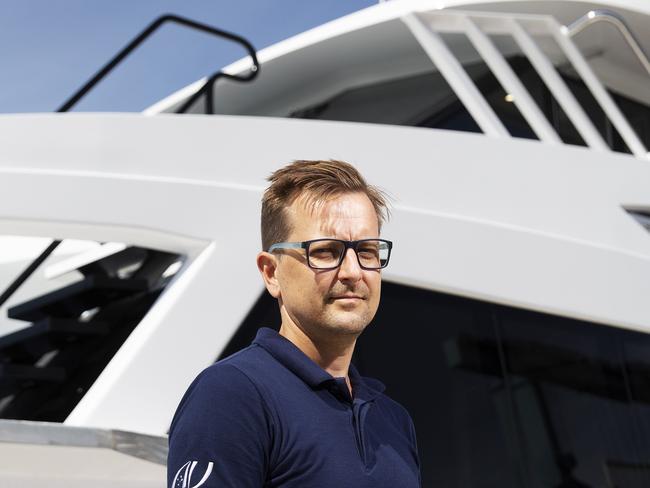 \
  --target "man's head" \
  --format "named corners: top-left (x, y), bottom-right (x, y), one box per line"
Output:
top-left (257, 160), bottom-right (390, 342)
